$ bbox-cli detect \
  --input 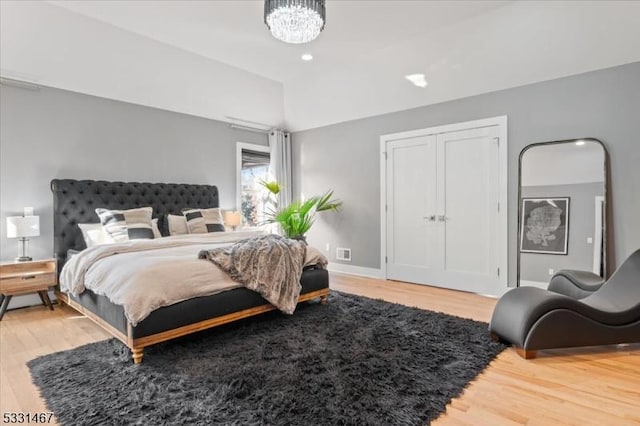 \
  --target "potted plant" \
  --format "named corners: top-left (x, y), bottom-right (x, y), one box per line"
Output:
top-left (260, 181), bottom-right (342, 243)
